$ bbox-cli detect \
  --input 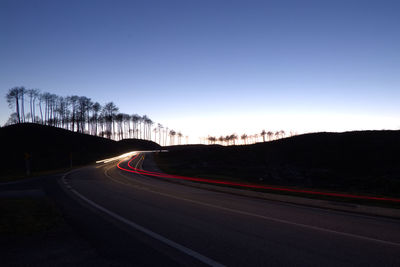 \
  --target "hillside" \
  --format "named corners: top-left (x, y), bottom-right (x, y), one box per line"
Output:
top-left (155, 130), bottom-right (400, 197)
top-left (0, 123), bottom-right (160, 177)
